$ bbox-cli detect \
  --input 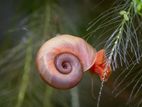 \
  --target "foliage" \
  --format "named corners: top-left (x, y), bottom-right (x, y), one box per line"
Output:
top-left (0, 0), bottom-right (142, 107)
